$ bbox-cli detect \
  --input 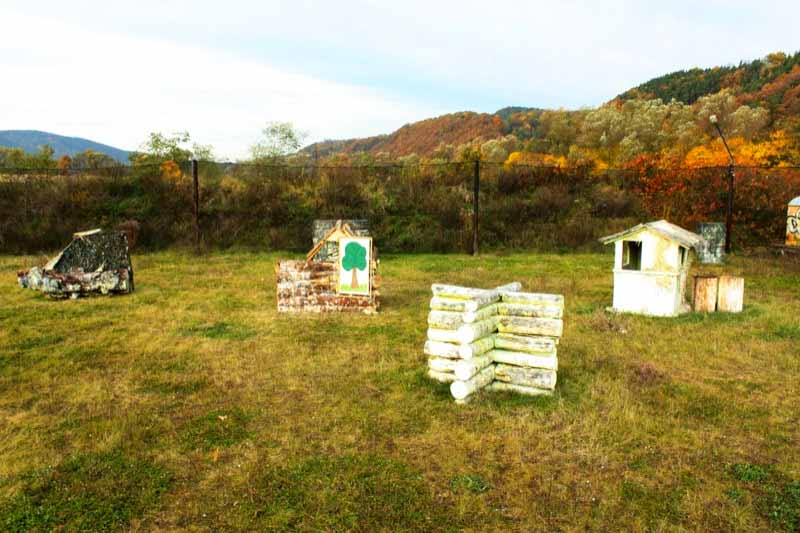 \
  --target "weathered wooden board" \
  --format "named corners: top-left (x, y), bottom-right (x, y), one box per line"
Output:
top-left (497, 316), bottom-right (563, 338)
top-left (693, 275), bottom-right (718, 313)
top-left (493, 364), bottom-right (557, 390)
top-left (717, 275), bottom-right (744, 313)
top-left (489, 349), bottom-right (558, 370)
